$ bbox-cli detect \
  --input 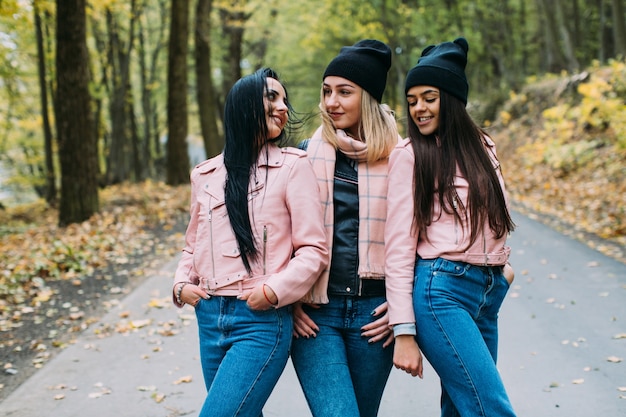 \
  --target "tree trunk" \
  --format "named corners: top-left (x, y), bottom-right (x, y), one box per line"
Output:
top-left (166, 0), bottom-right (191, 185)
top-left (612, 0), bottom-right (626, 58)
top-left (105, 2), bottom-right (138, 185)
top-left (153, 0), bottom-right (169, 166)
top-left (56, 0), bottom-right (99, 226)
top-left (554, 0), bottom-right (580, 72)
top-left (34, 3), bottom-right (56, 205)
top-left (195, 0), bottom-right (222, 159)
top-left (218, 2), bottom-right (248, 102)
top-left (536, 0), bottom-right (568, 72)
